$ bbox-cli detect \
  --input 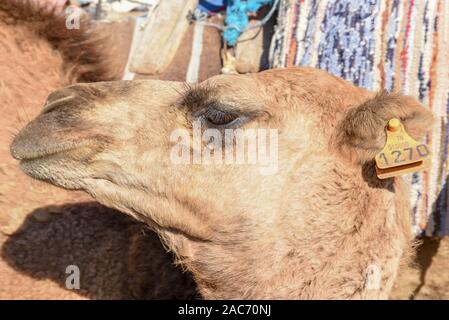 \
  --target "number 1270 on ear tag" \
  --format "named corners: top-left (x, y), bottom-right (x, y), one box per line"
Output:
top-left (375, 118), bottom-right (431, 179)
